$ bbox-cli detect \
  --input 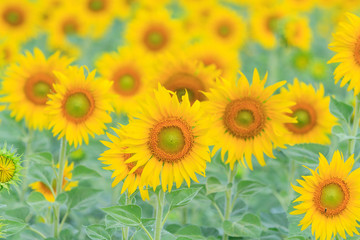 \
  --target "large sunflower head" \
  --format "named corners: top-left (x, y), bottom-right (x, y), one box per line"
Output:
top-left (156, 53), bottom-right (220, 104)
top-left (125, 9), bottom-right (188, 57)
top-left (95, 46), bottom-right (155, 115)
top-left (328, 12), bottom-right (360, 95)
top-left (0, 0), bottom-right (39, 44)
top-left (47, 66), bottom-right (113, 148)
top-left (29, 161), bottom-right (78, 202)
top-left (99, 127), bottom-right (150, 200)
top-left (280, 79), bottom-right (337, 145)
top-left (291, 151), bottom-right (360, 240)
top-left (0, 144), bottom-right (21, 191)
top-left (109, 84), bottom-right (211, 192)
top-left (0, 48), bottom-right (73, 130)
top-left (203, 69), bottom-right (295, 170)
